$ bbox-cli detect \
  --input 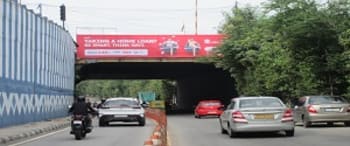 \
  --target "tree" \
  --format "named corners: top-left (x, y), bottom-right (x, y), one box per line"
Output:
top-left (212, 0), bottom-right (350, 101)
top-left (75, 80), bottom-right (176, 100)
